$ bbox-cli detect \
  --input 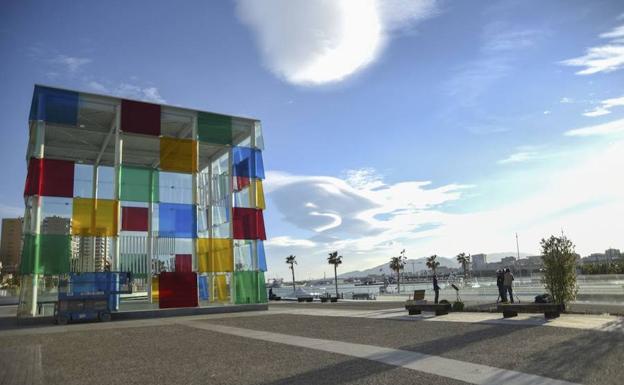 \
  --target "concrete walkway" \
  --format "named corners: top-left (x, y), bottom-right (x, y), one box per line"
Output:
top-left (184, 321), bottom-right (580, 385)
